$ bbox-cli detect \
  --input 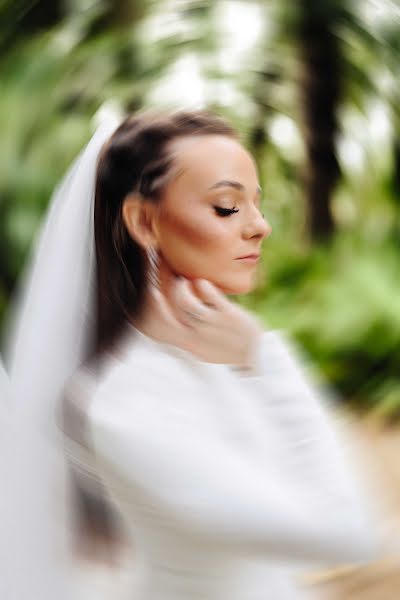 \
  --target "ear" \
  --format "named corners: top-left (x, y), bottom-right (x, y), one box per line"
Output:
top-left (122, 194), bottom-right (158, 250)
